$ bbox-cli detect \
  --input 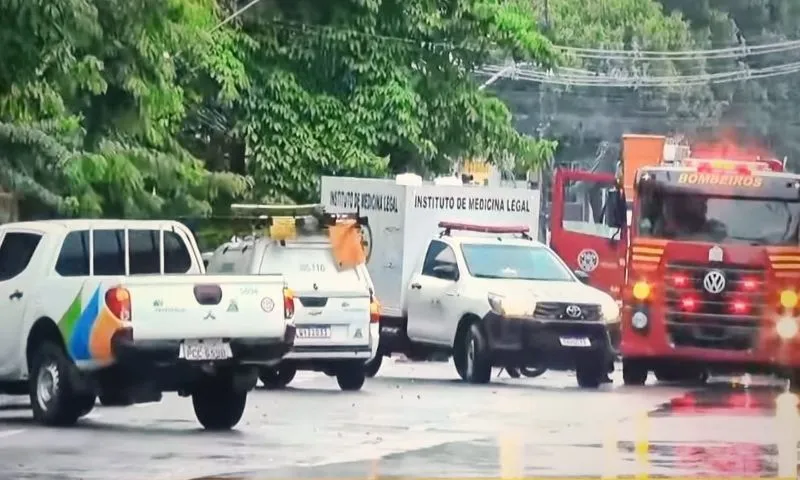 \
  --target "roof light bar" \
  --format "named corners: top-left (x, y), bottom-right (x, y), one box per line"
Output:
top-left (437, 221), bottom-right (529, 234)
